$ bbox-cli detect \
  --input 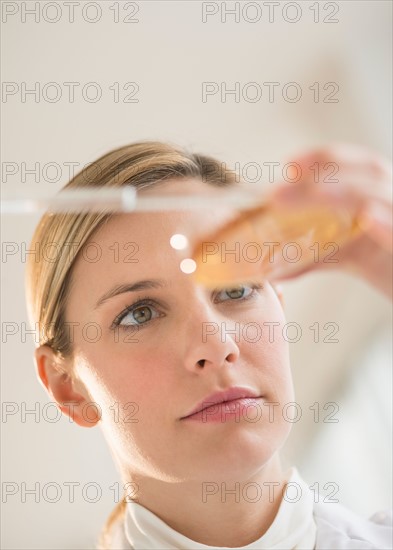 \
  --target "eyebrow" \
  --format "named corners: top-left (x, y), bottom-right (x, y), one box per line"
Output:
top-left (94, 279), bottom-right (168, 310)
